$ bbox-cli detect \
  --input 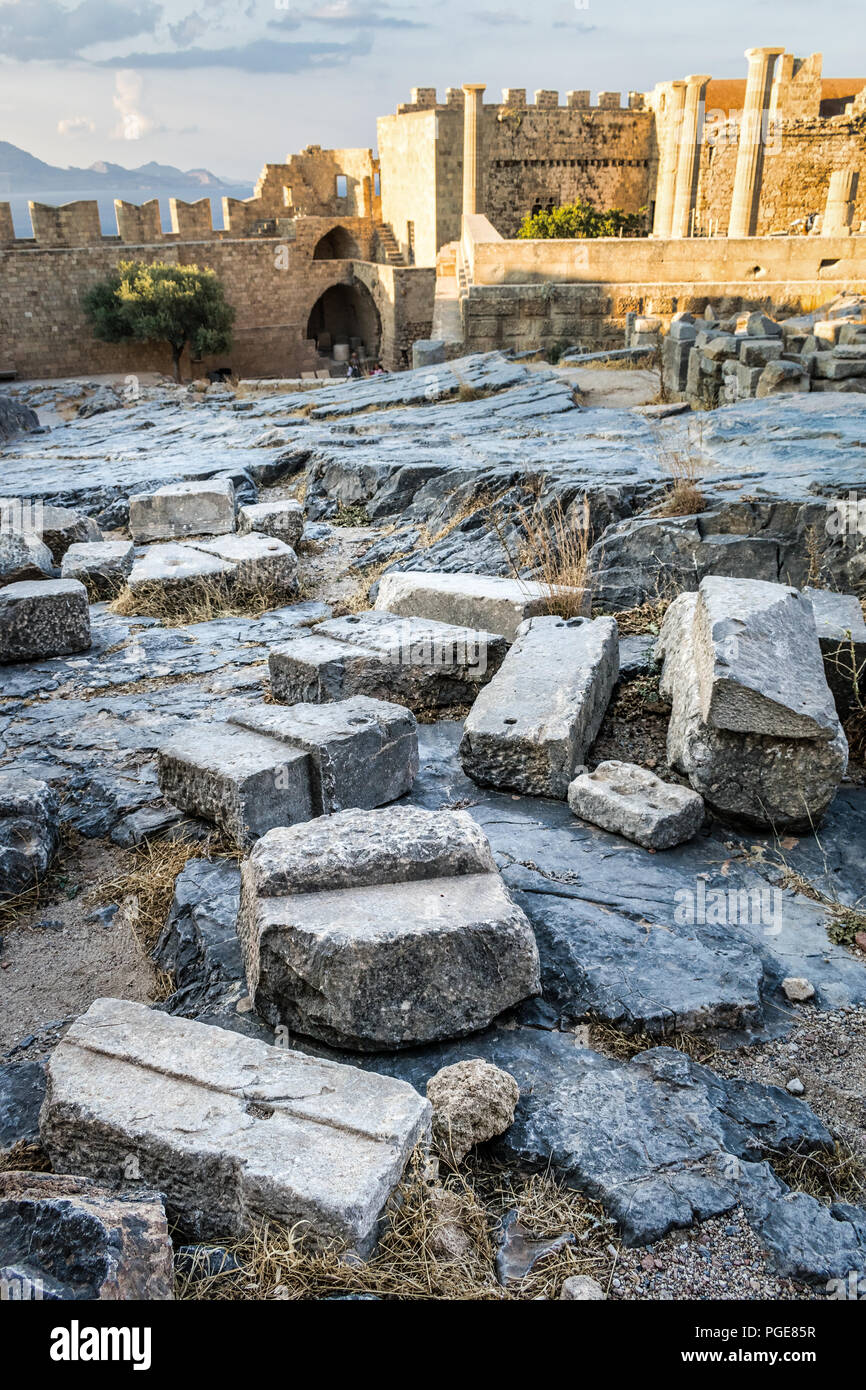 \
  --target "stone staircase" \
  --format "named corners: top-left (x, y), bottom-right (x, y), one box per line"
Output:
top-left (374, 221), bottom-right (405, 266)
